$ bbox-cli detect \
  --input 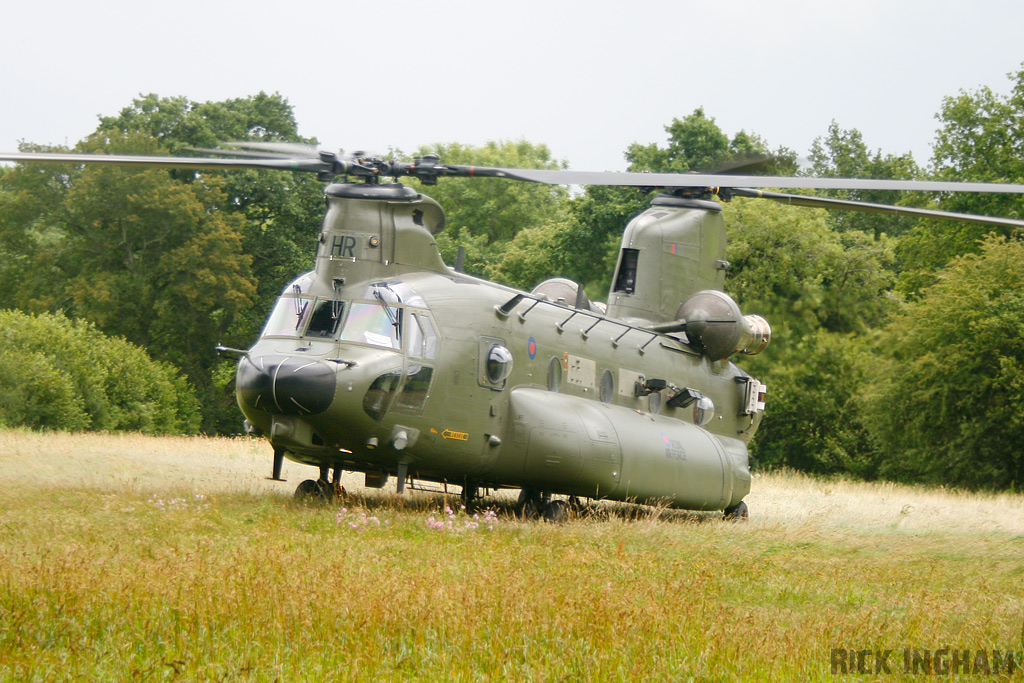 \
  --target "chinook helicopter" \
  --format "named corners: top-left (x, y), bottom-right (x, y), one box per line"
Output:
top-left (4, 145), bottom-right (1024, 520)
